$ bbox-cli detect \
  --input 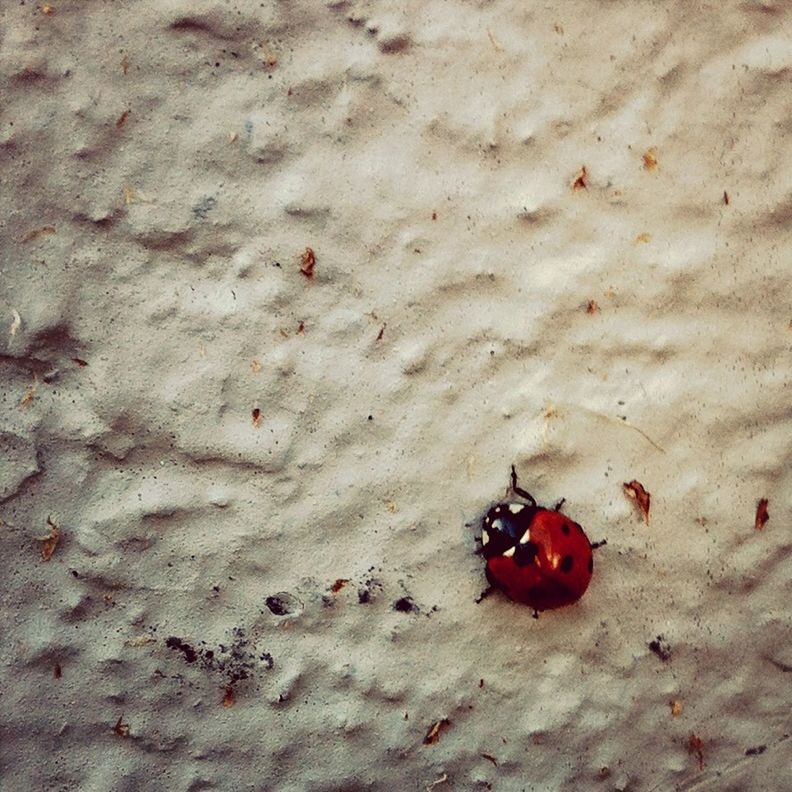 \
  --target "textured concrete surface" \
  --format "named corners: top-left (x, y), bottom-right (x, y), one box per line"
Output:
top-left (1, 1), bottom-right (791, 790)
